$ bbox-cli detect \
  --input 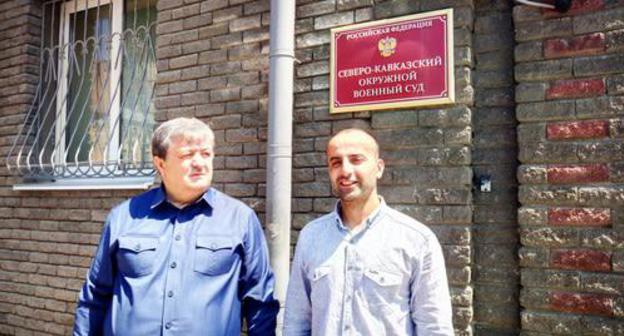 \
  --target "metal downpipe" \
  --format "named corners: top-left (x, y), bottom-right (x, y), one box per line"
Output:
top-left (266, 0), bottom-right (295, 333)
